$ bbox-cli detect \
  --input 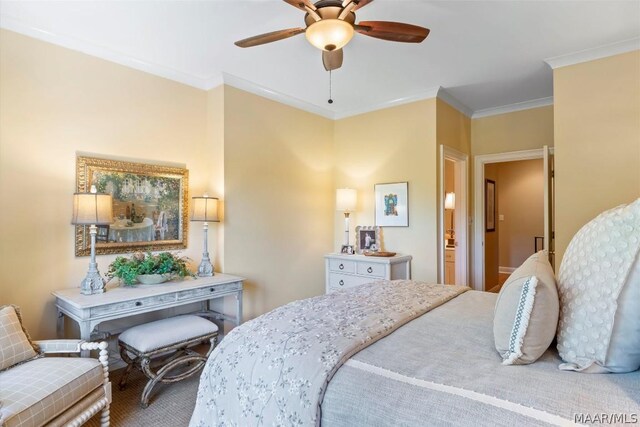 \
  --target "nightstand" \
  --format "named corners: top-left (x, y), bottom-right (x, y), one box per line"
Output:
top-left (324, 253), bottom-right (412, 293)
